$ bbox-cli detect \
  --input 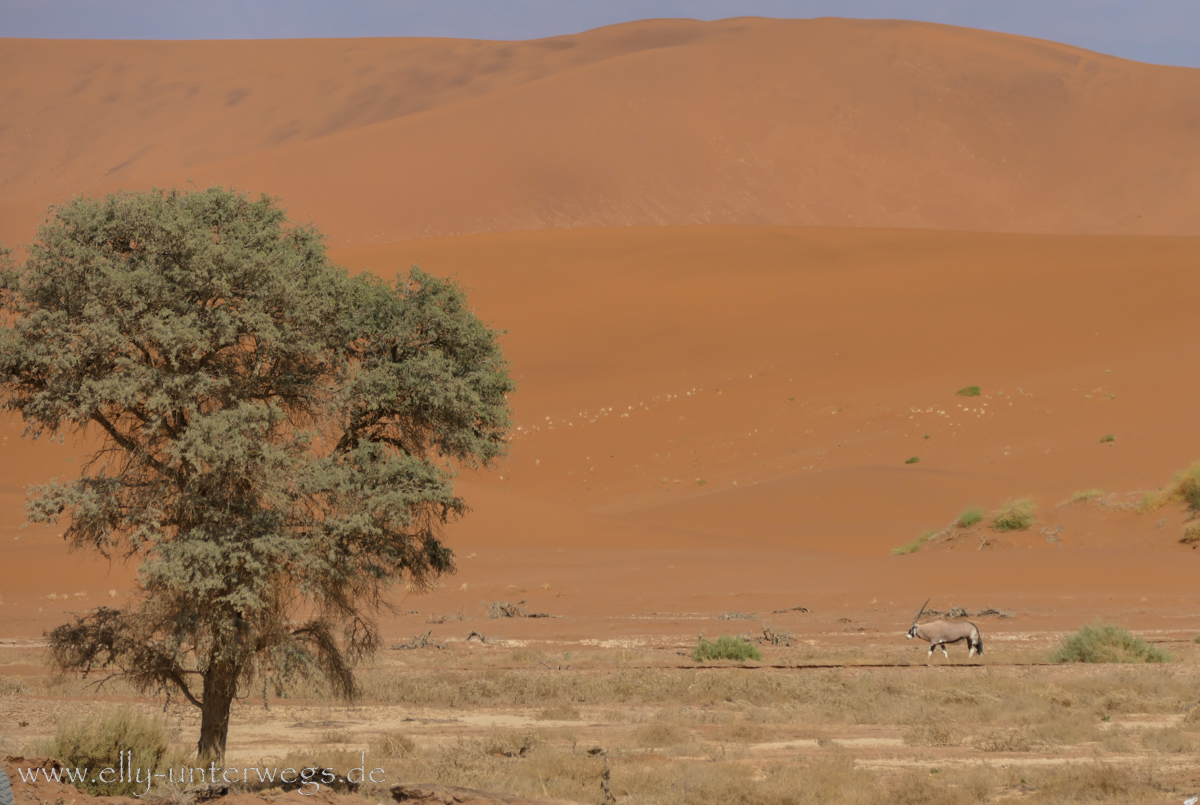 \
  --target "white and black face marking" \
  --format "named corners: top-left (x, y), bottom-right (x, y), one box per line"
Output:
top-left (906, 625), bottom-right (917, 639)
